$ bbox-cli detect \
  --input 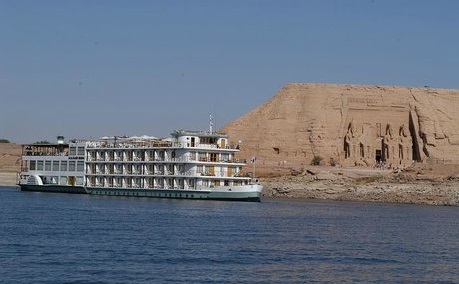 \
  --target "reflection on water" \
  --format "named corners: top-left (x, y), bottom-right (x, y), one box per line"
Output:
top-left (0, 188), bottom-right (458, 283)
